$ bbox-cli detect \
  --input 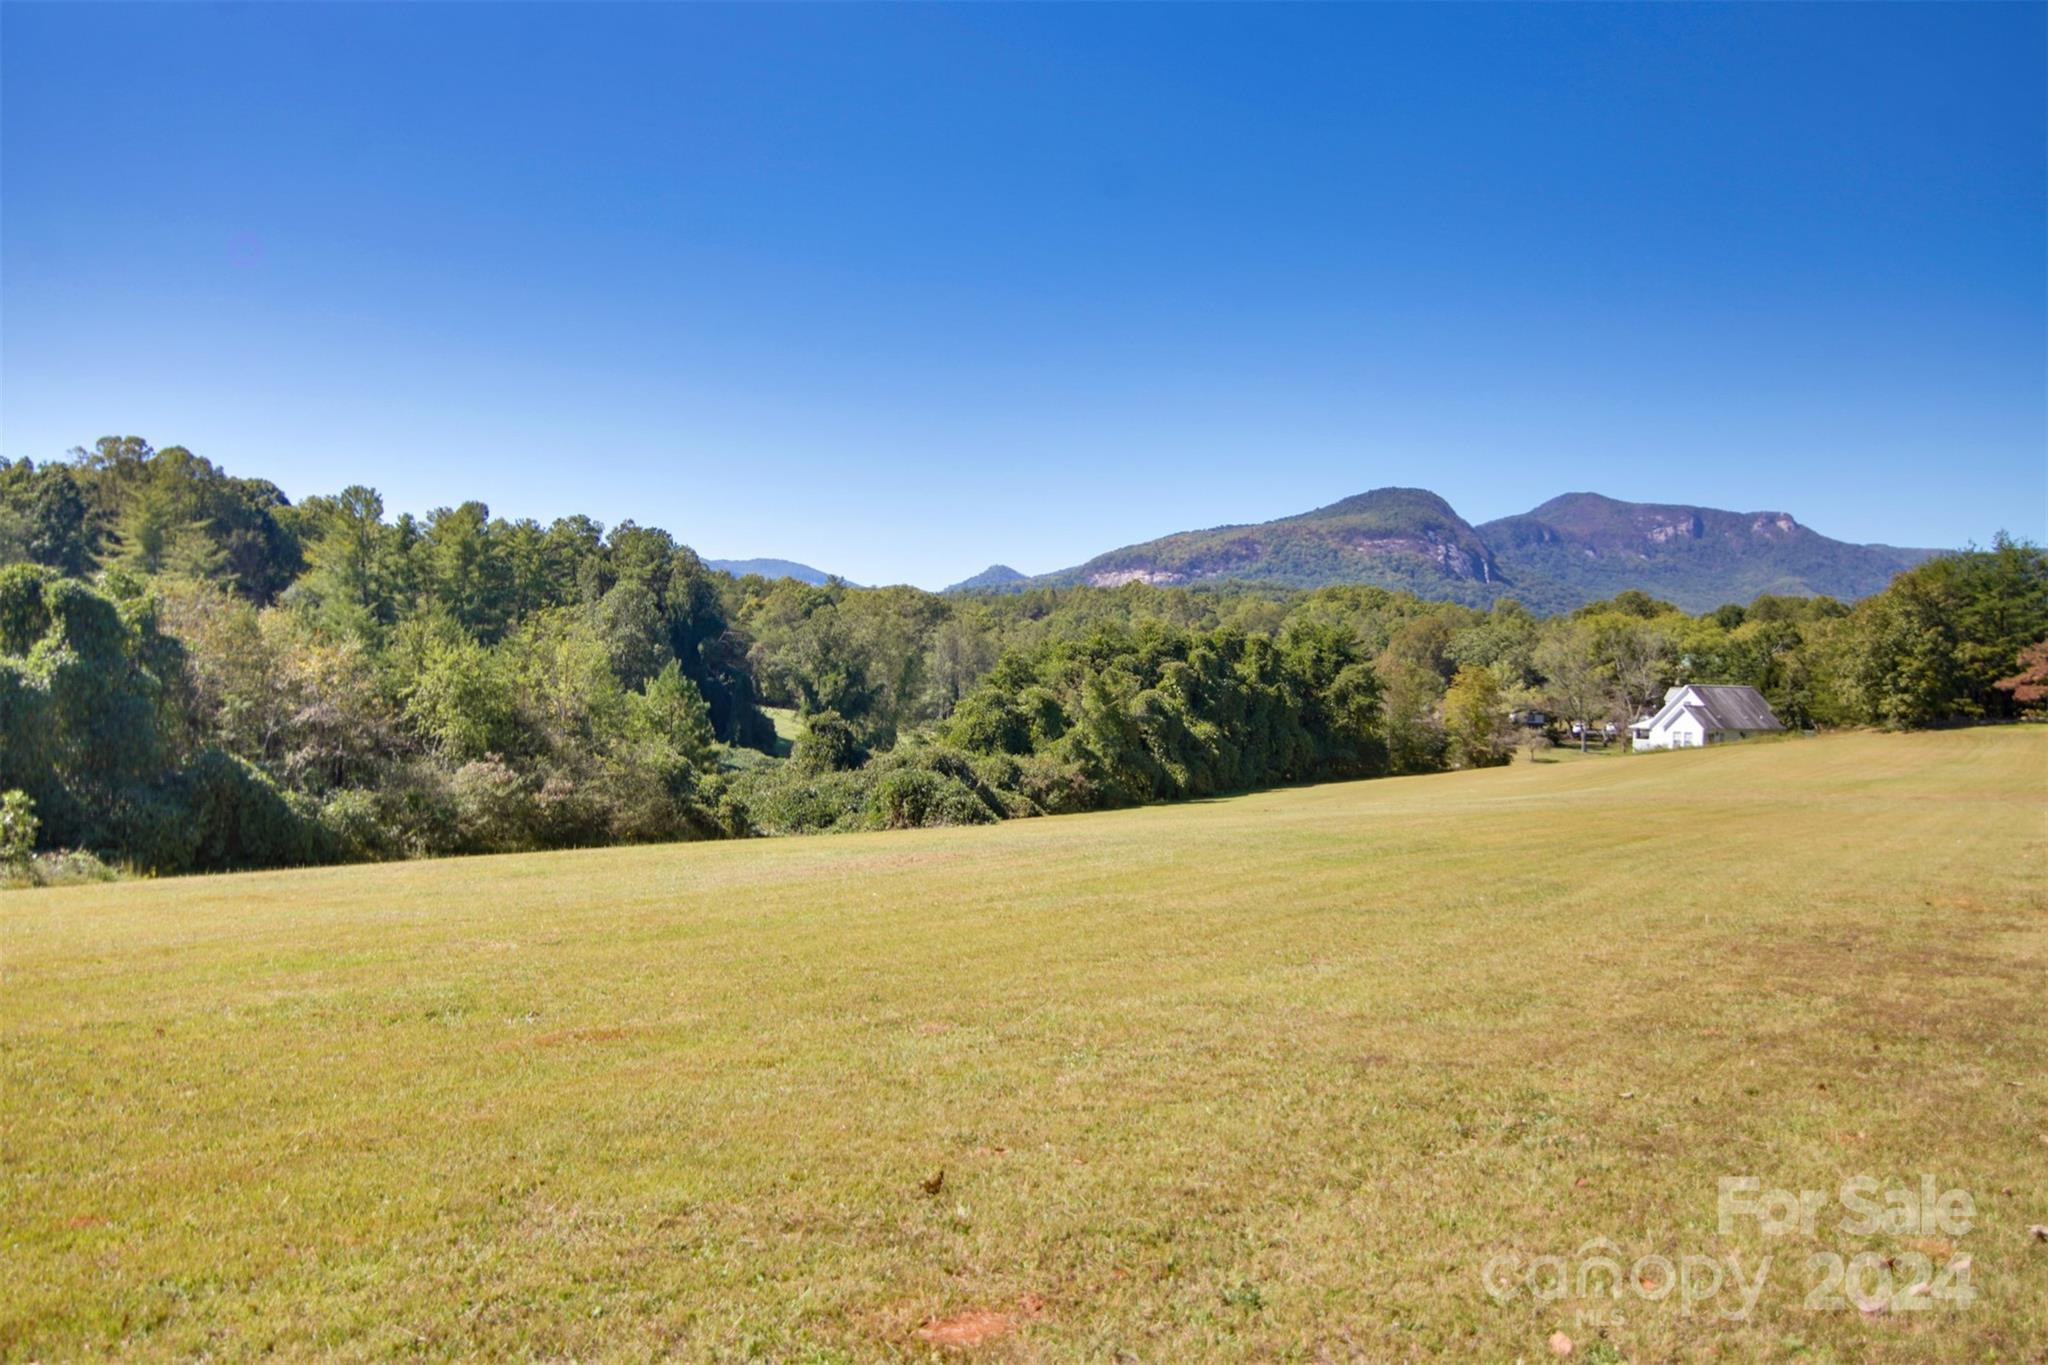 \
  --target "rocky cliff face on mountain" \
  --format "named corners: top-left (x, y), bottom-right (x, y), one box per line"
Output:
top-left (1042, 488), bottom-right (1506, 605)
top-left (959, 488), bottom-right (1936, 612)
